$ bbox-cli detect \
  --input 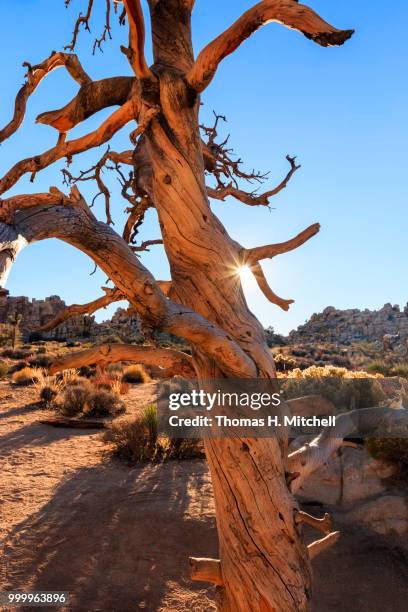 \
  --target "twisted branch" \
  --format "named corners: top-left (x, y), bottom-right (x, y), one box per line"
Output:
top-left (188, 0), bottom-right (354, 92)
top-left (0, 51), bottom-right (91, 144)
top-left (37, 287), bottom-right (124, 333)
